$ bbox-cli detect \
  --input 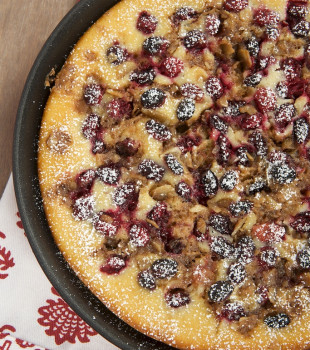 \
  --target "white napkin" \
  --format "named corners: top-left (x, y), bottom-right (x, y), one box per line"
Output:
top-left (0, 175), bottom-right (119, 350)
